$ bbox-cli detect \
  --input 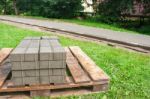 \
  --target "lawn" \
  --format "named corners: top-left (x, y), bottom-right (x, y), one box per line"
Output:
top-left (0, 22), bottom-right (150, 99)
top-left (11, 15), bottom-right (150, 35)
